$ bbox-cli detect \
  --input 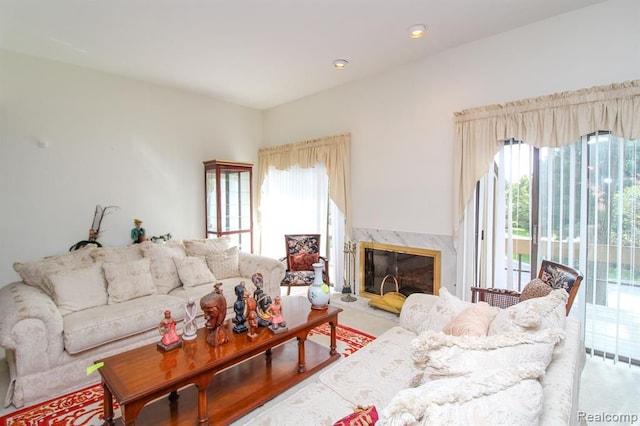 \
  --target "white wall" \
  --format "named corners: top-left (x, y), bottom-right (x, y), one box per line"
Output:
top-left (2, 0), bottom-right (639, 288)
top-left (263, 0), bottom-right (640, 238)
top-left (0, 50), bottom-right (262, 285)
